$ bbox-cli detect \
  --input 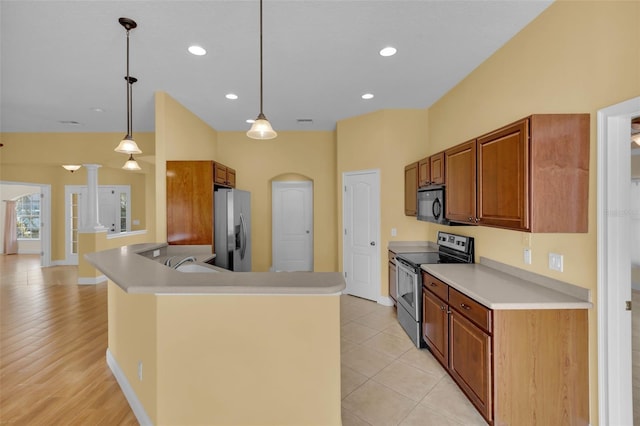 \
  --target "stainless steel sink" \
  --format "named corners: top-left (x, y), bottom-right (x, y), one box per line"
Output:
top-left (175, 263), bottom-right (219, 273)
